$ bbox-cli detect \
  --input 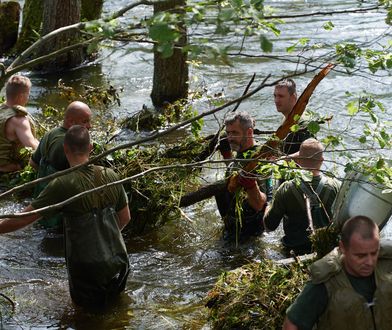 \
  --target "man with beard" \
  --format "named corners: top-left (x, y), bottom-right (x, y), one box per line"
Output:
top-left (215, 111), bottom-right (271, 241)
